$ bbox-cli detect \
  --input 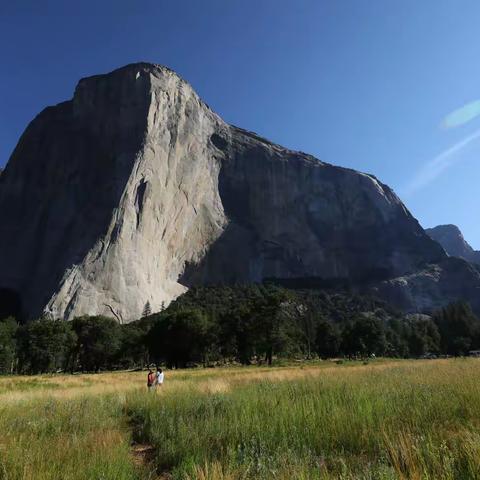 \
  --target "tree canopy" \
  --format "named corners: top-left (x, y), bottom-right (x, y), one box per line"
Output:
top-left (0, 285), bottom-right (478, 374)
